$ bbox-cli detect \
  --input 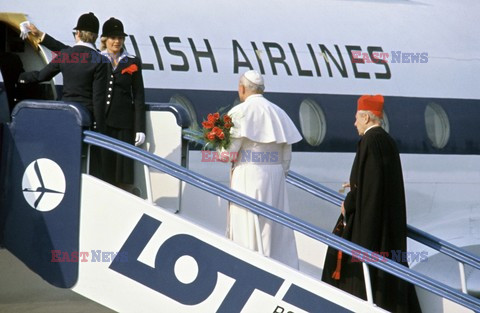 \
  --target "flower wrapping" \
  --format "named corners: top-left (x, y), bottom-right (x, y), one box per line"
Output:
top-left (201, 112), bottom-right (234, 150)
top-left (121, 64), bottom-right (138, 75)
